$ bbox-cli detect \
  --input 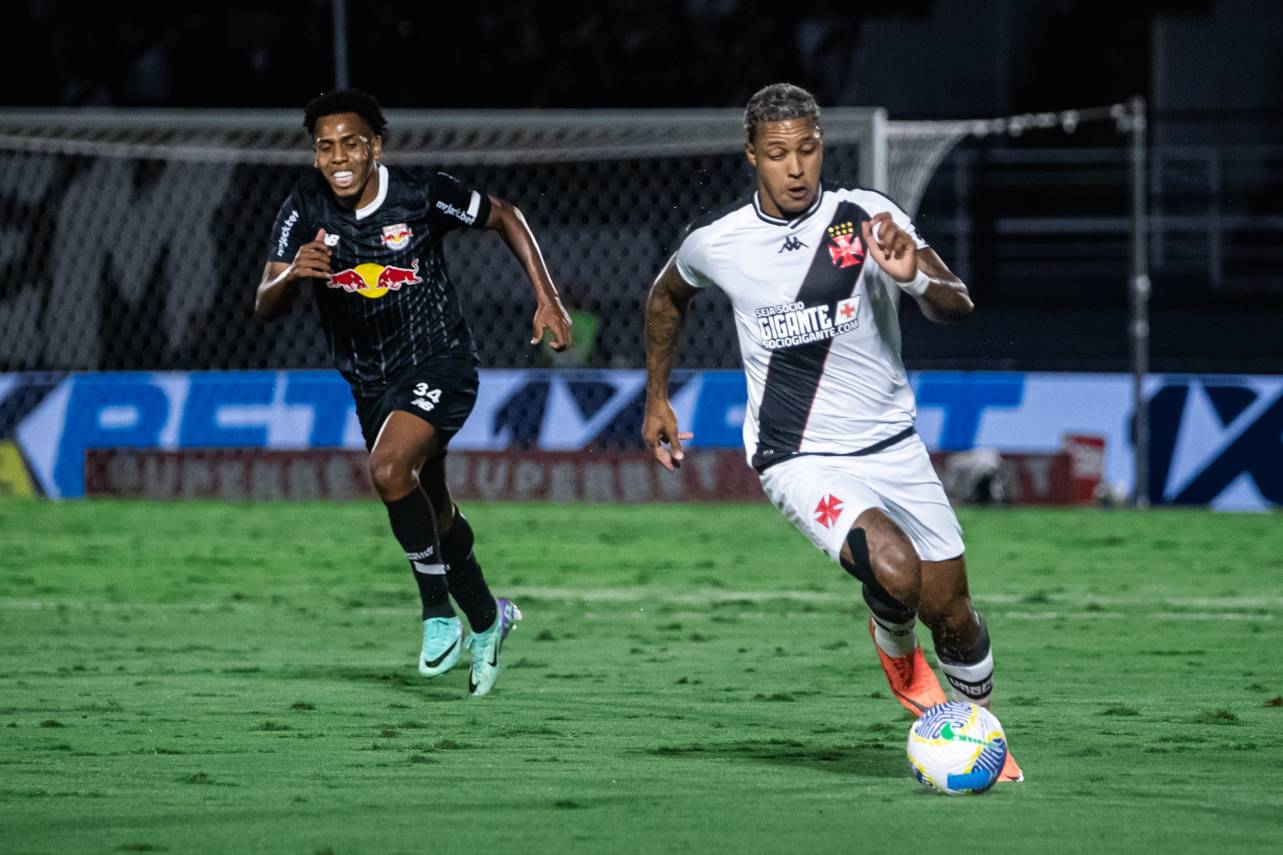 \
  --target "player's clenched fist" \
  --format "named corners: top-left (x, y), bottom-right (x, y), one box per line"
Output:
top-left (288, 228), bottom-right (333, 281)
top-left (643, 398), bottom-right (693, 471)
top-left (861, 213), bottom-right (917, 283)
